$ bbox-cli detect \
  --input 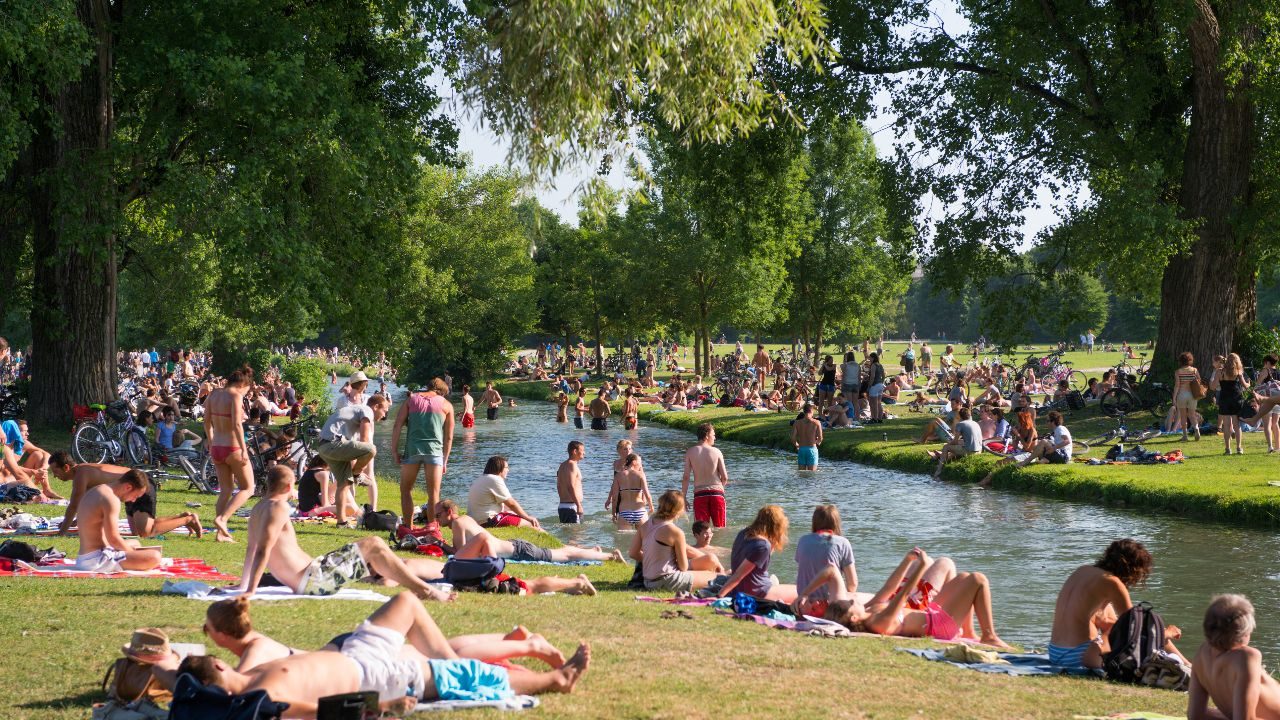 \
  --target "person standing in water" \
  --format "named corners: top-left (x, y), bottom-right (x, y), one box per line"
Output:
top-left (460, 384), bottom-right (475, 429)
top-left (791, 404), bottom-right (823, 471)
top-left (480, 382), bottom-right (502, 421)
top-left (391, 378), bottom-right (454, 529)
top-left (682, 423), bottom-right (730, 528)
top-left (556, 441), bottom-right (586, 523)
